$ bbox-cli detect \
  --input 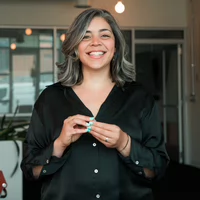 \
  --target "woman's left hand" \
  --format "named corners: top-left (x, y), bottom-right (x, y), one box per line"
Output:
top-left (88, 121), bottom-right (128, 151)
